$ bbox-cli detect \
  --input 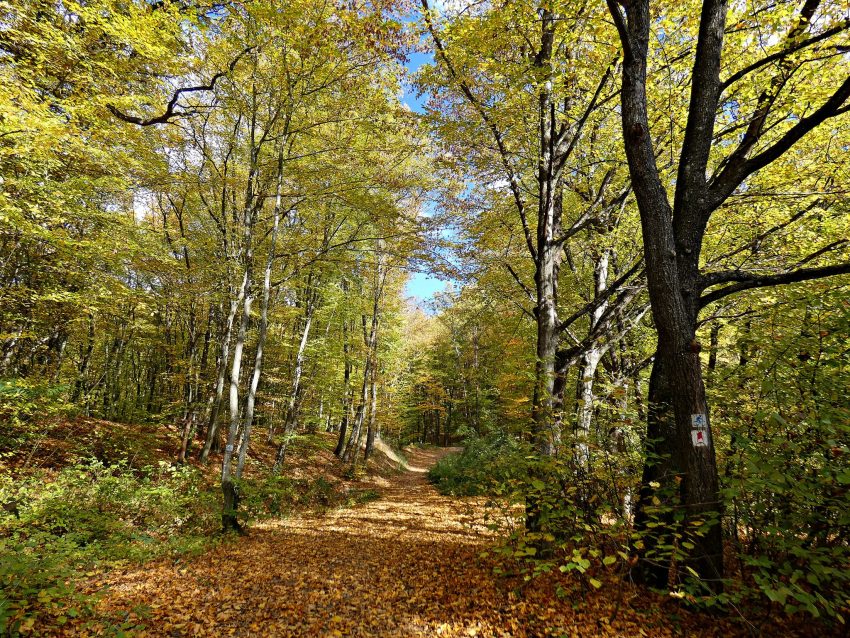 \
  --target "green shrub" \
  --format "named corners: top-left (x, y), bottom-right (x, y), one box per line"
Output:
top-left (239, 474), bottom-right (299, 518)
top-left (0, 460), bottom-right (220, 634)
top-left (427, 433), bottom-right (531, 496)
top-left (0, 379), bottom-right (72, 456)
top-left (721, 410), bottom-right (850, 621)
